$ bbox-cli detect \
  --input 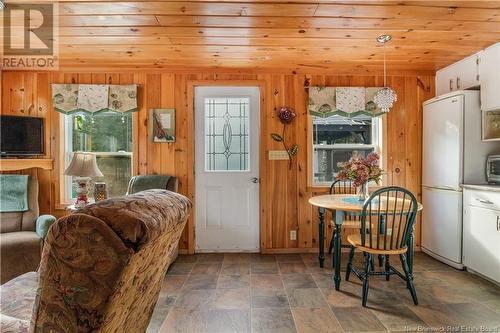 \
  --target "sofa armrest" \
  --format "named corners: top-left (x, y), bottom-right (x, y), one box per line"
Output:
top-left (35, 215), bottom-right (56, 239)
